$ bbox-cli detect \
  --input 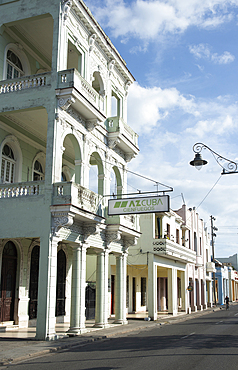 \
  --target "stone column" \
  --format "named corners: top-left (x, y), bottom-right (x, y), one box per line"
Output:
top-left (197, 279), bottom-right (203, 310)
top-left (94, 251), bottom-right (105, 327)
top-left (67, 243), bottom-right (87, 335)
top-left (168, 268), bottom-right (177, 315)
top-left (148, 253), bottom-right (157, 320)
top-left (35, 235), bottom-right (58, 340)
top-left (103, 249), bottom-right (110, 326)
top-left (181, 270), bottom-right (188, 313)
top-left (122, 252), bottom-right (128, 324)
top-left (114, 255), bottom-right (124, 324)
top-left (79, 244), bottom-right (87, 331)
